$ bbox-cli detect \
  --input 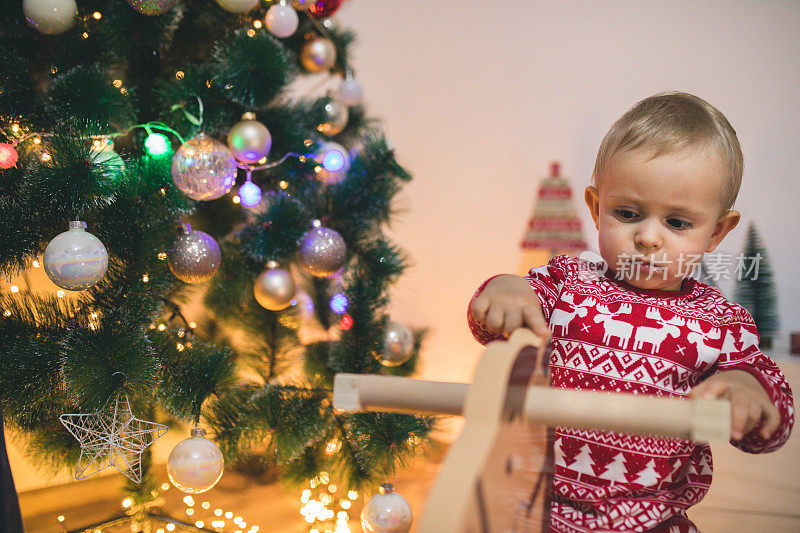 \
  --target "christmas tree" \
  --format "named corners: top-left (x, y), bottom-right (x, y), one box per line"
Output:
top-left (734, 222), bottom-right (779, 348)
top-left (0, 0), bottom-right (432, 527)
